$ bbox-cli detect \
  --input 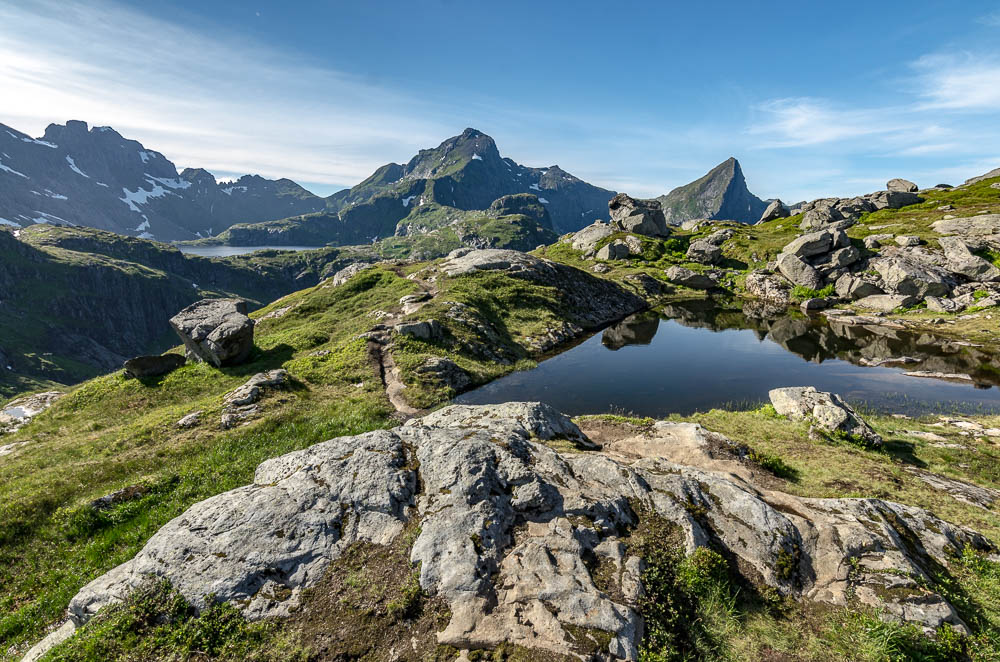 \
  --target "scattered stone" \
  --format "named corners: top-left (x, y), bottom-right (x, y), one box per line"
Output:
top-left (924, 296), bottom-right (964, 313)
top-left (887, 178), bottom-right (918, 193)
top-left (664, 266), bottom-right (716, 290)
top-left (769, 386), bottom-right (883, 446)
top-left (685, 239), bottom-right (722, 264)
top-left (931, 214), bottom-right (1000, 237)
top-left (783, 229), bottom-right (848, 258)
top-left (759, 199), bottom-right (789, 223)
top-left (169, 299), bottom-right (255, 368)
top-left (399, 292), bottom-right (431, 306)
top-left (328, 262), bottom-right (374, 287)
top-left (608, 193), bottom-right (671, 237)
top-left (122, 354), bottom-right (185, 379)
top-left (872, 254), bottom-right (953, 298)
top-left (258, 306), bottom-right (292, 321)
top-left (864, 233), bottom-right (894, 250)
top-left (176, 411), bottom-right (203, 428)
top-left (224, 369), bottom-right (289, 407)
top-left (624, 273), bottom-right (664, 296)
top-left (592, 263), bottom-right (611, 274)
top-left (894, 235), bottom-right (922, 247)
top-left (396, 319), bottom-right (443, 341)
top-left (91, 484), bottom-right (150, 511)
top-left (906, 468), bottom-right (1000, 510)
